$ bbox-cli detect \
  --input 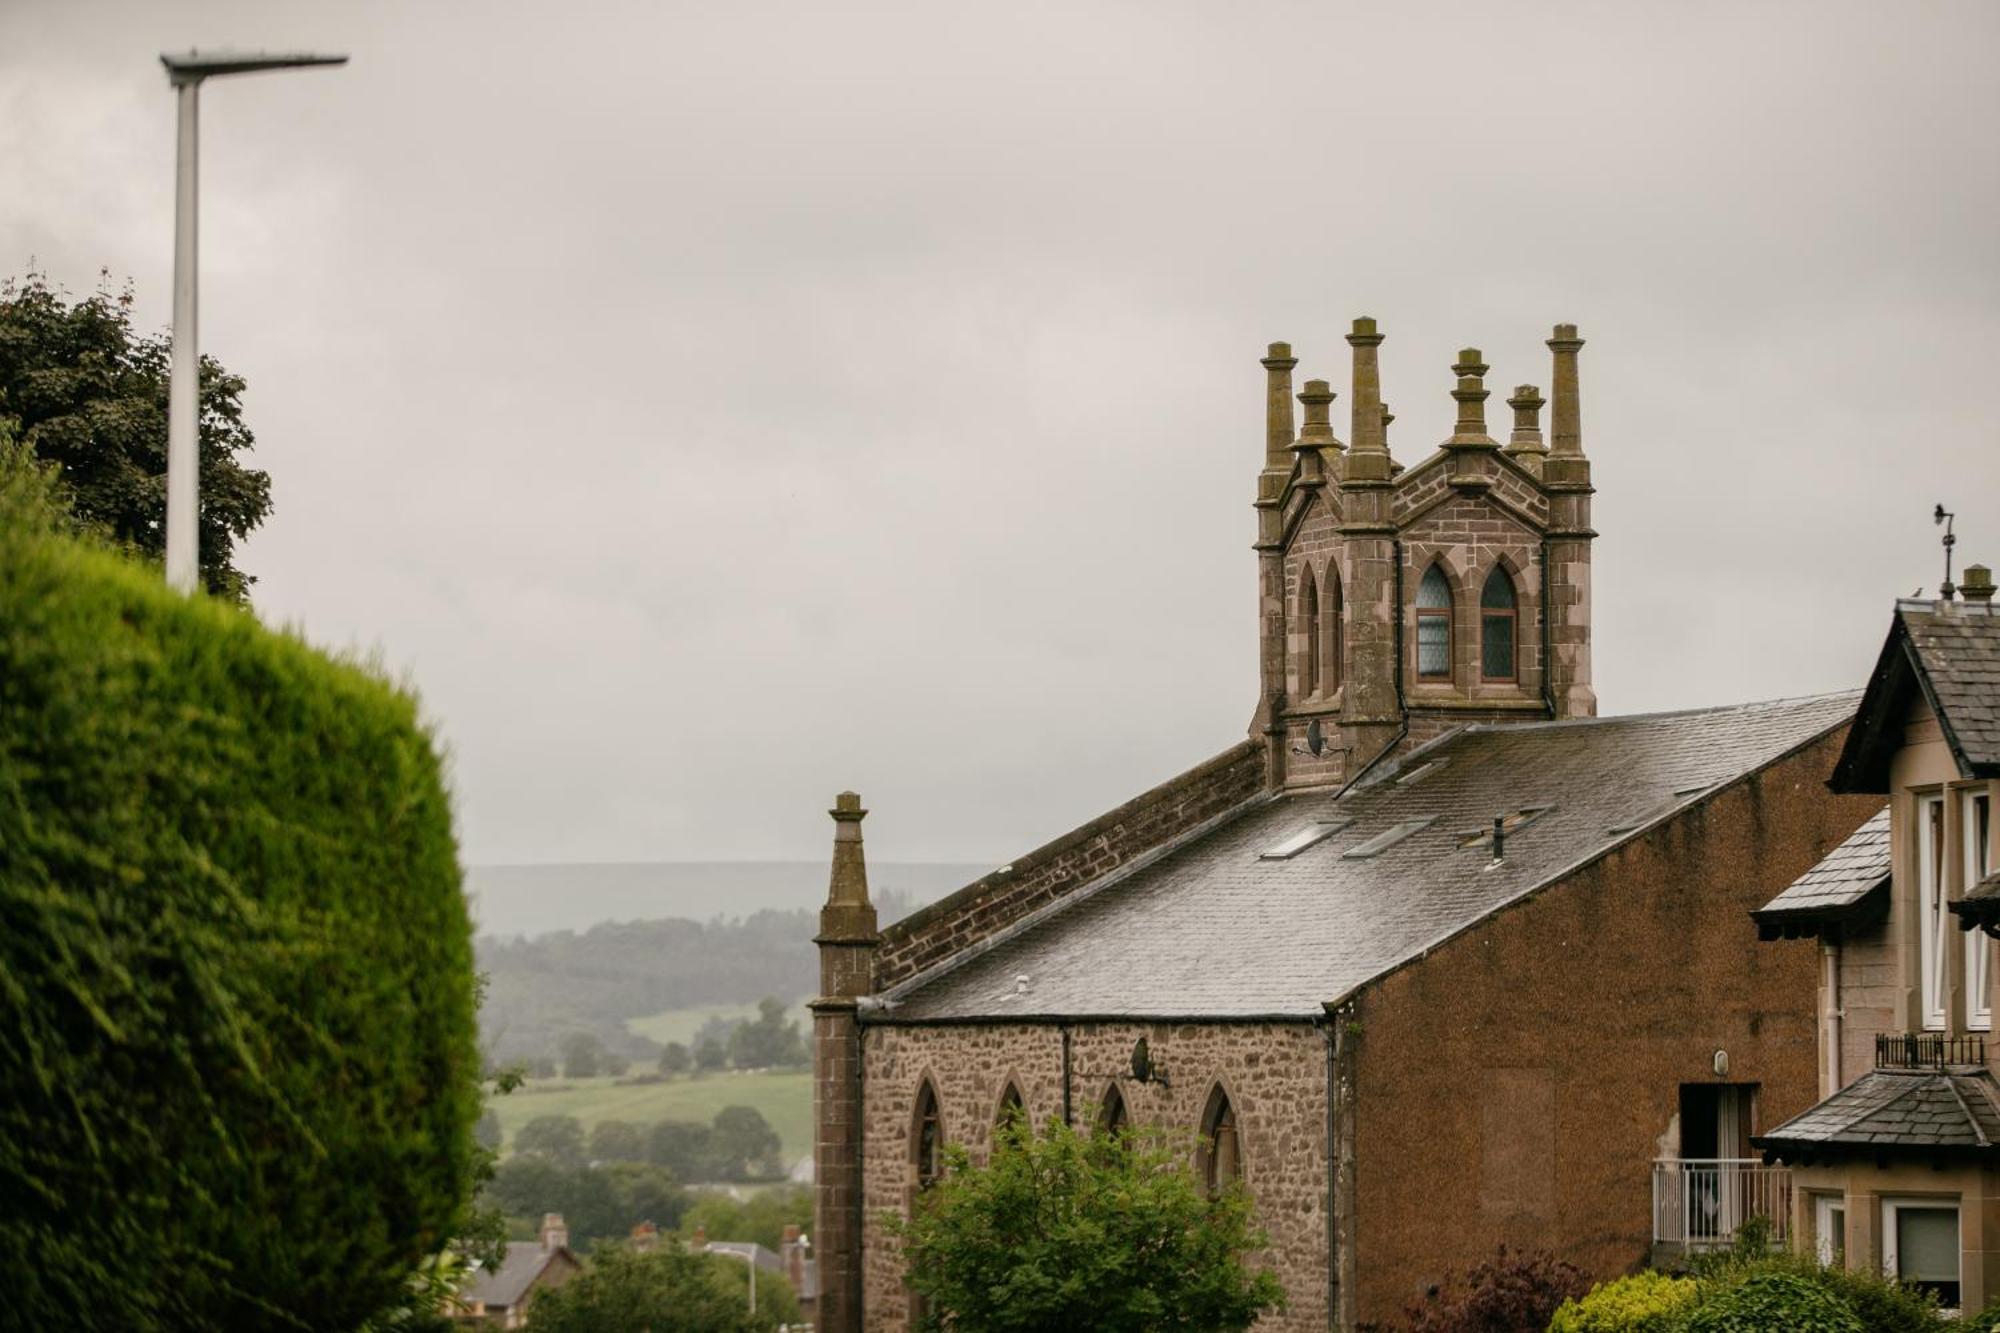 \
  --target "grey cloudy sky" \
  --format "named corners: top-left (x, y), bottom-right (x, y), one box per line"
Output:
top-left (5, 1), bottom-right (1997, 869)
